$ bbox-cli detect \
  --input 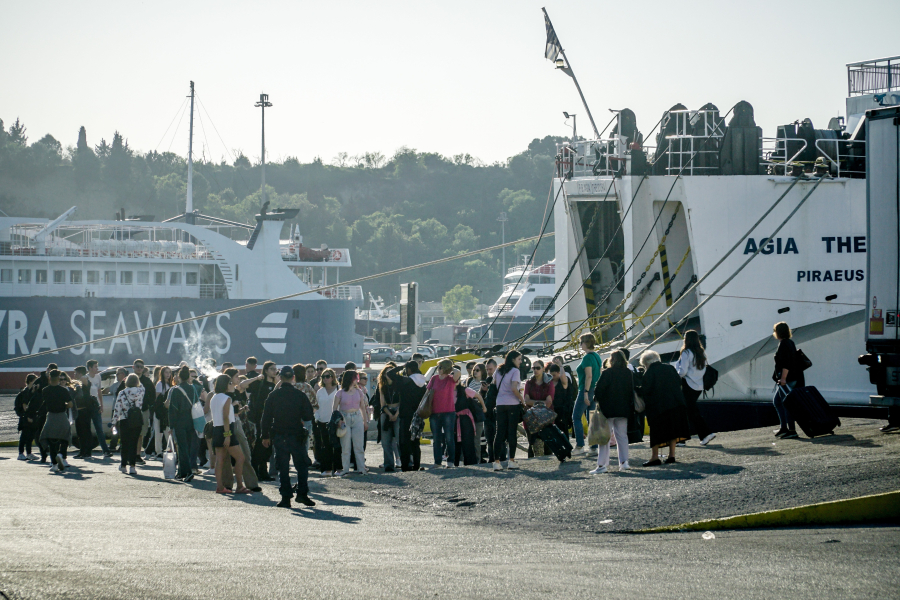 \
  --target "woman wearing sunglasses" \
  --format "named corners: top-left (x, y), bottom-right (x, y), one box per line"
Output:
top-left (314, 369), bottom-right (340, 476)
